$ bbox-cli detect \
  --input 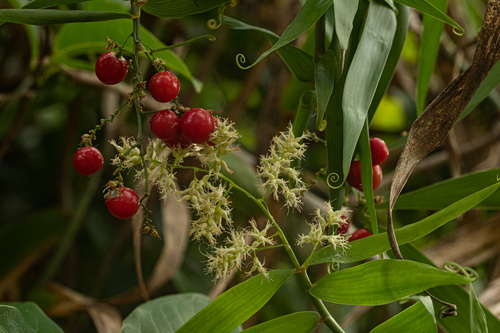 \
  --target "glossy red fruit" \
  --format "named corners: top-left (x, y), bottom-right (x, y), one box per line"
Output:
top-left (164, 132), bottom-right (191, 148)
top-left (73, 146), bottom-right (104, 176)
top-left (372, 164), bottom-right (383, 190)
top-left (349, 228), bottom-right (372, 242)
top-left (346, 161), bottom-right (383, 191)
top-left (149, 71), bottom-right (180, 103)
top-left (337, 215), bottom-right (350, 235)
top-left (105, 187), bottom-right (140, 219)
top-left (346, 161), bottom-right (363, 191)
top-left (95, 52), bottom-right (128, 85)
top-left (369, 138), bottom-right (389, 165)
top-left (180, 108), bottom-right (215, 144)
top-left (150, 109), bottom-right (180, 140)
